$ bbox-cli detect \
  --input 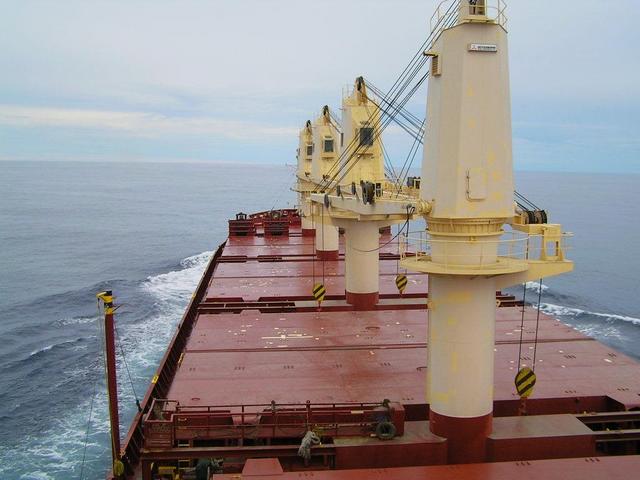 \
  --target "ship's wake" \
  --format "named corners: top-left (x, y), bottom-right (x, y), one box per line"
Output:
top-left (520, 281), bottom-right (640, 327)
top-left (539, 303), bottom-right (640, 327)
top-left (0, 251), bottom-right (212, 480)
top-left (512, 281), bottom-right (640, 360)
top-left (1, 251), bottom-right (638, 478)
